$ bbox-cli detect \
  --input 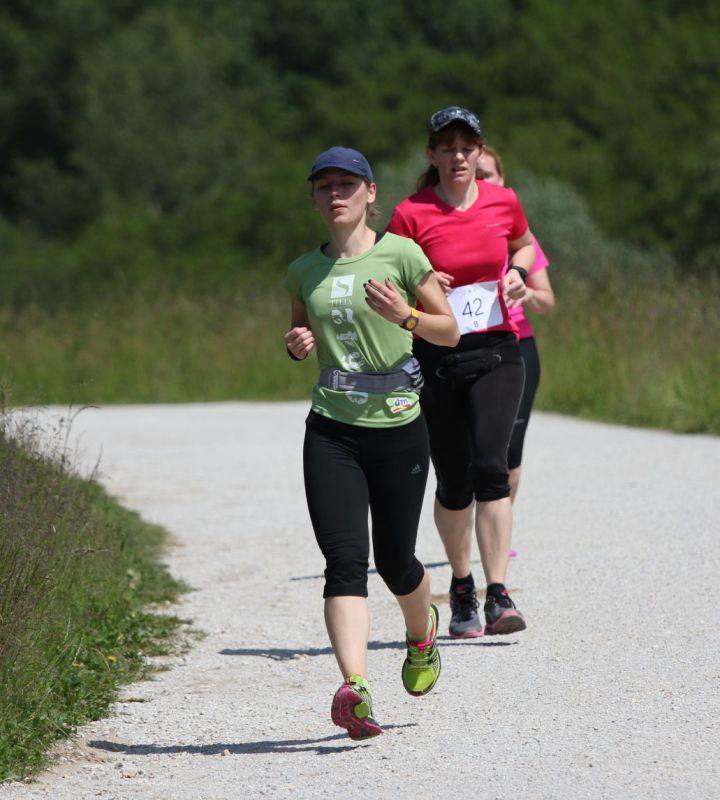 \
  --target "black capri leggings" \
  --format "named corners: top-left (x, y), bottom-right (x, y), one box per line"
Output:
top-left (508, 336), bottom-right (541, 470)
top-left (303, 411), bottom-right (429, 599)
top-left (414, 332), bottom-right (525, 508)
